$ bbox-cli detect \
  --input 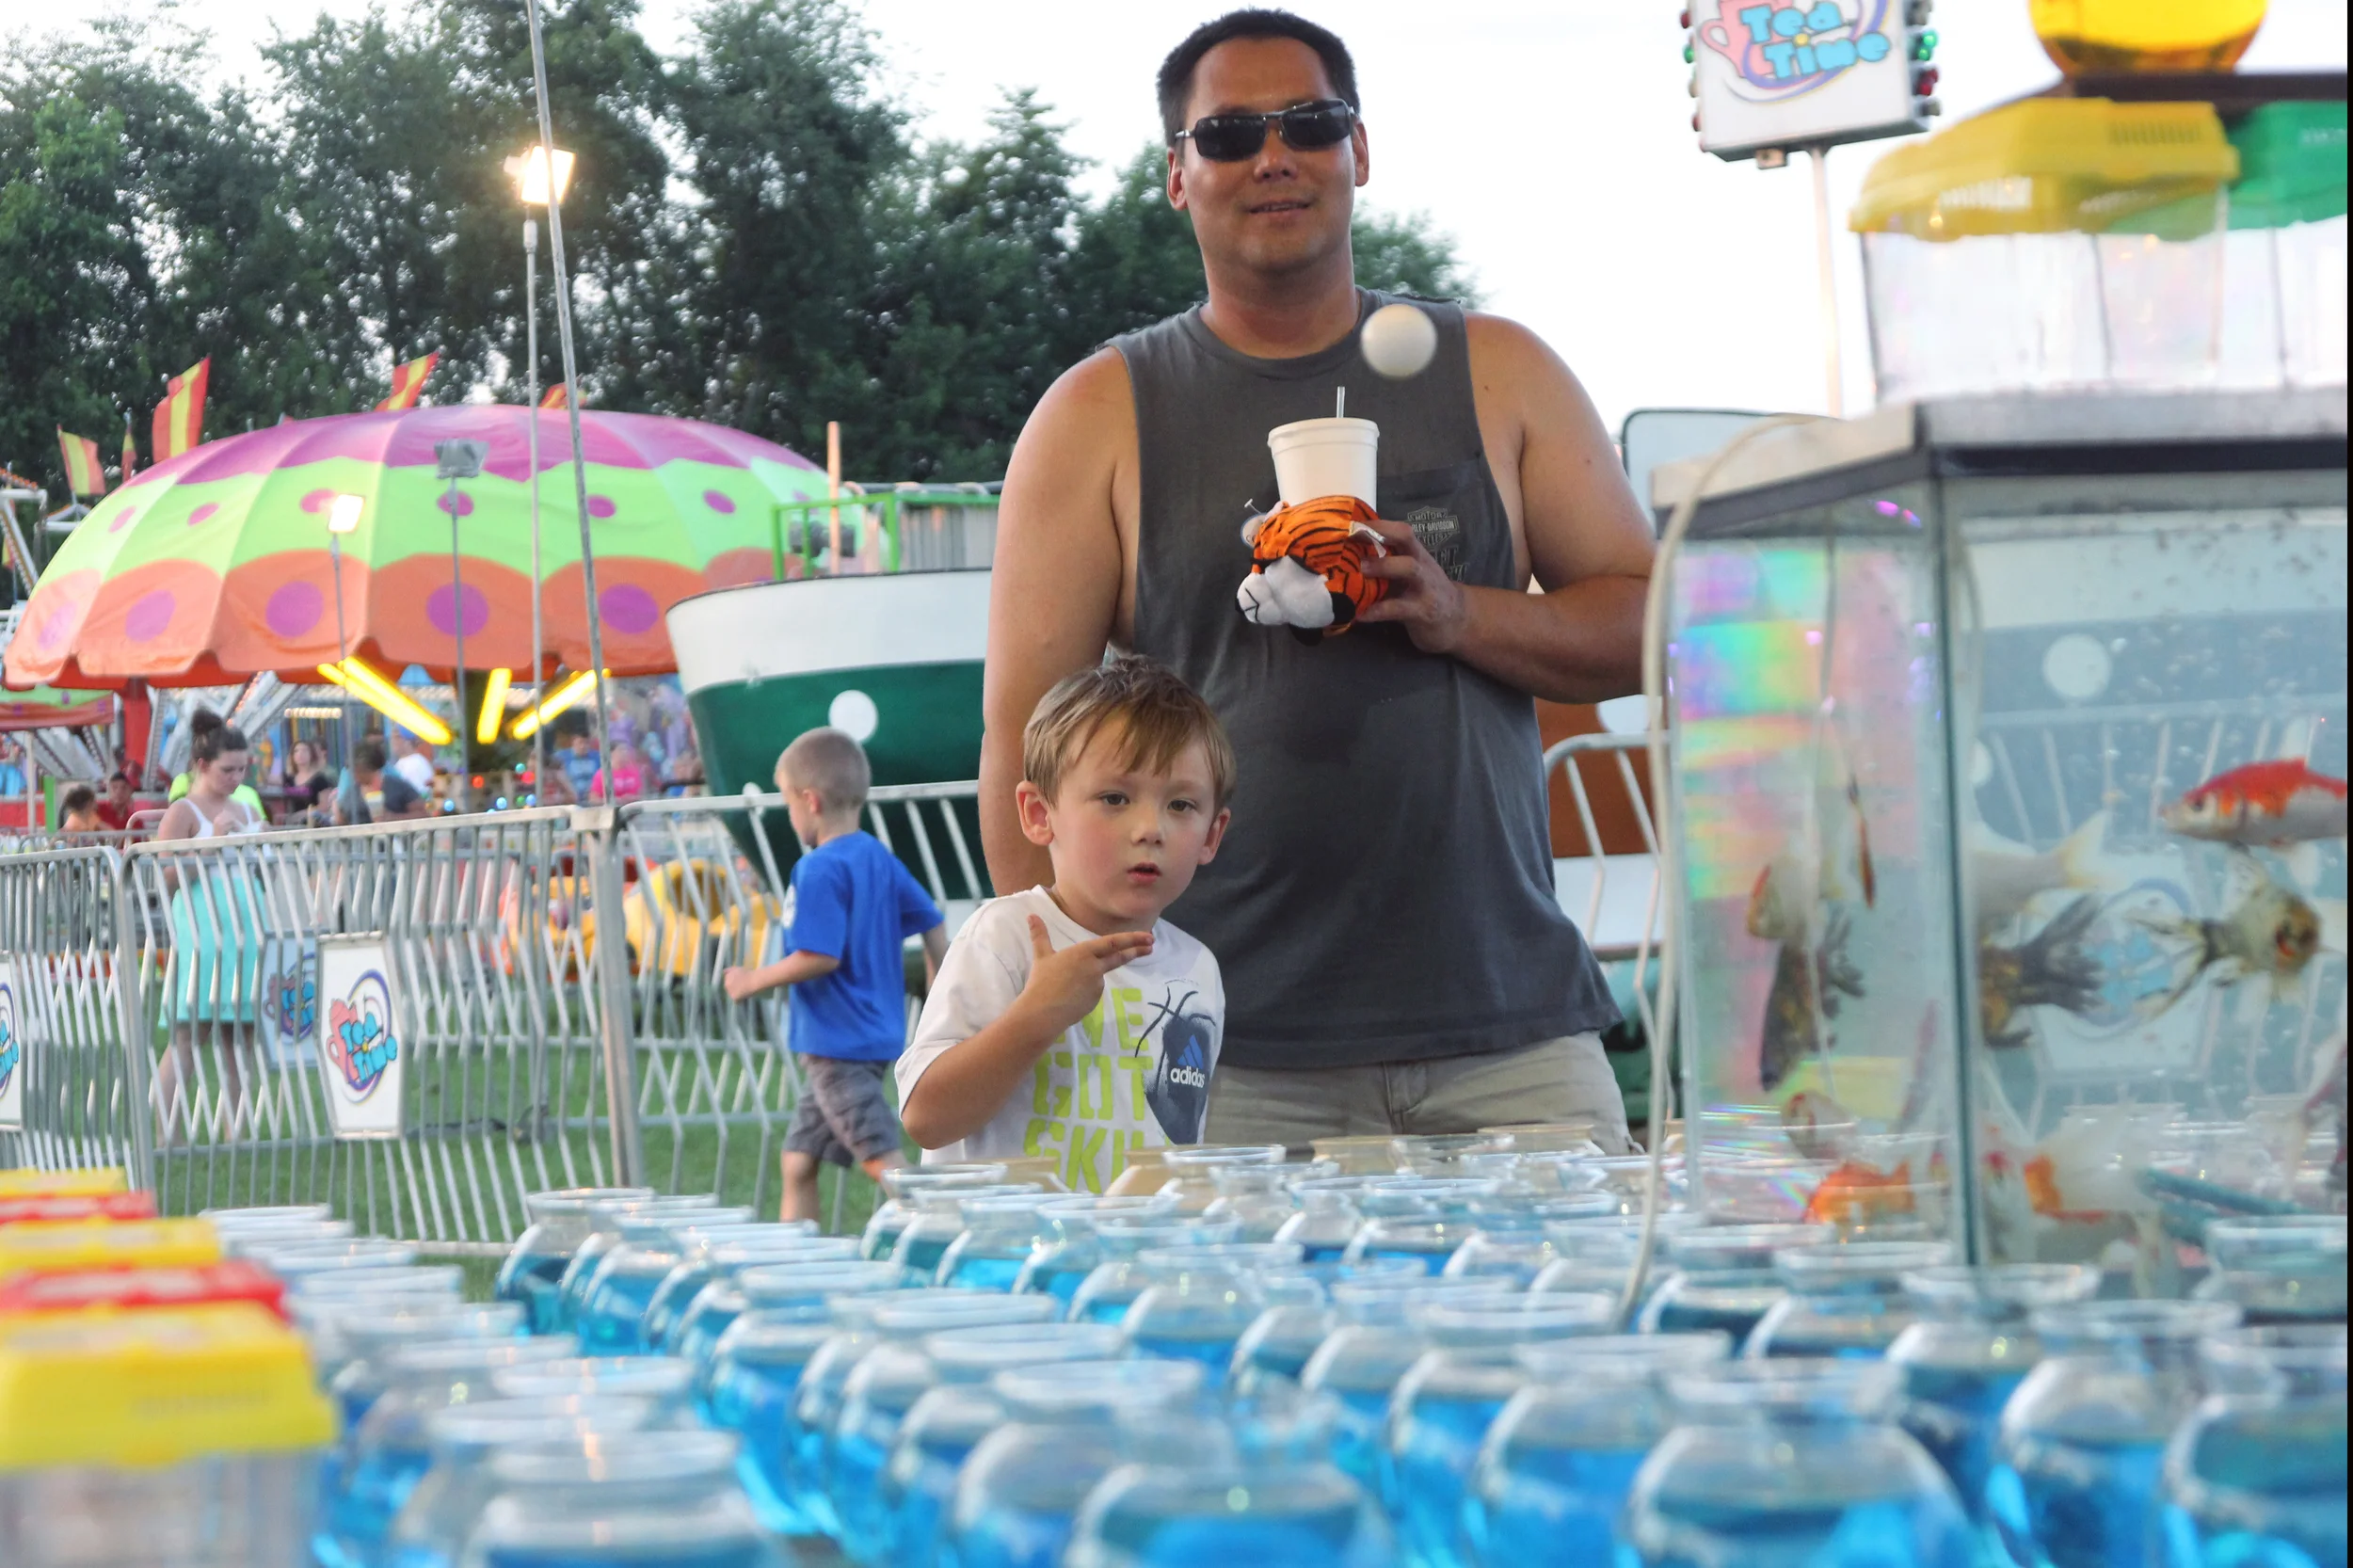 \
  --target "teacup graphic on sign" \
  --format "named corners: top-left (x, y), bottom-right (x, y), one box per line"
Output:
top-left (0, 983), bottom-right (18, 1104)
top-left (271, 969), bottom-right (318, 1045)
top-left (324, 971), bottom-right (399, 1100)
top-left (1698, 0), bottom-right (1895, 99)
